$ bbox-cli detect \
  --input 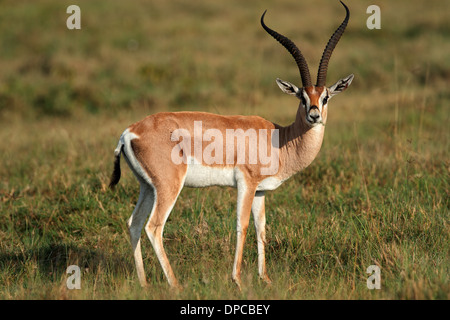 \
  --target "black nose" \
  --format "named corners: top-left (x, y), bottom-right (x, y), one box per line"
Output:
top-left (309, 106), bottom-right (320, 122)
